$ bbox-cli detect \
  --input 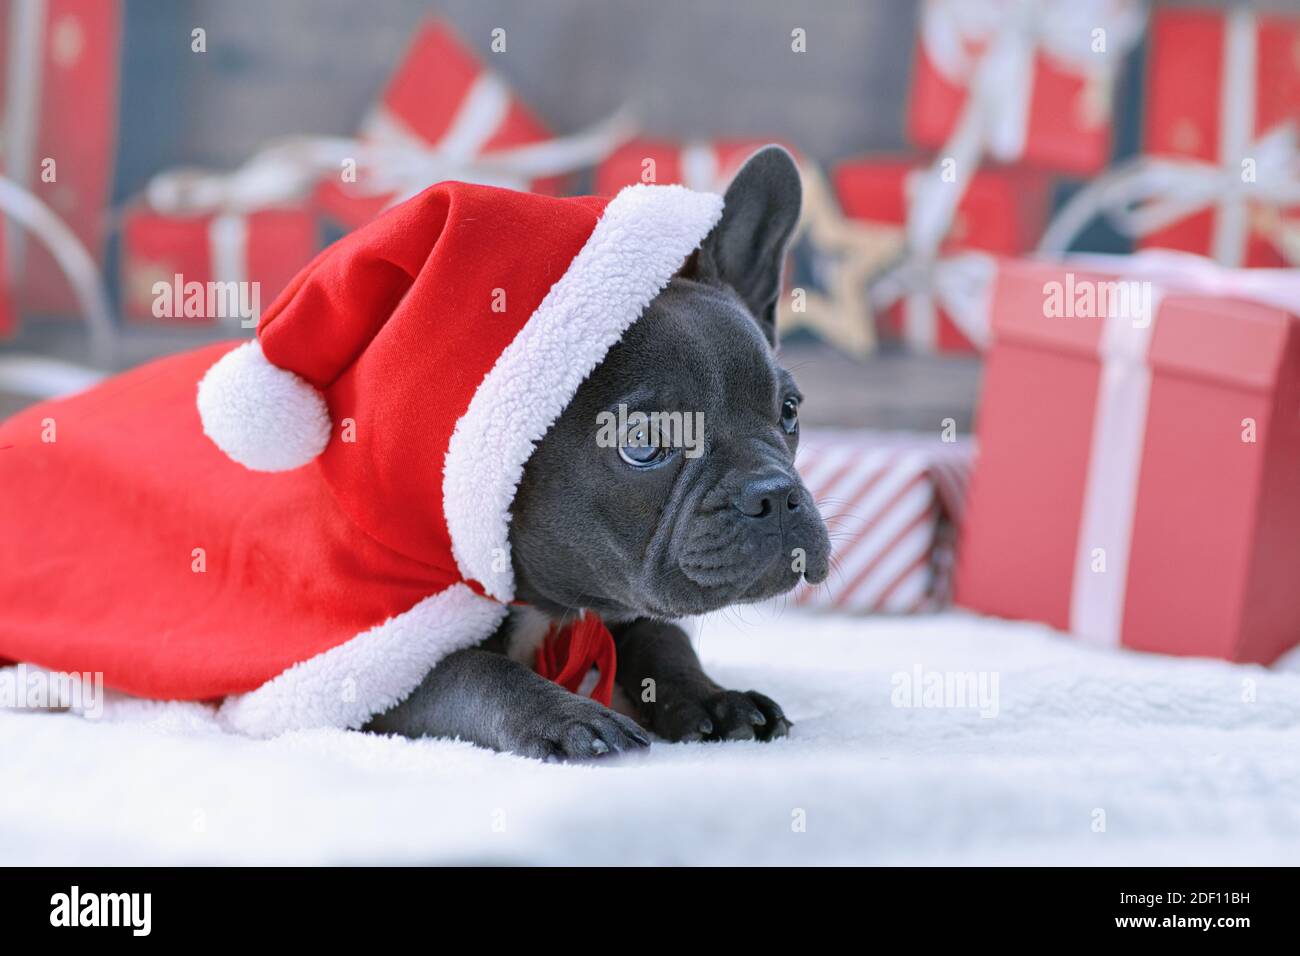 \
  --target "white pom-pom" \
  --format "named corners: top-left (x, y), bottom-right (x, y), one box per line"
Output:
top-left (197, 340), bottom-right (331, 472)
